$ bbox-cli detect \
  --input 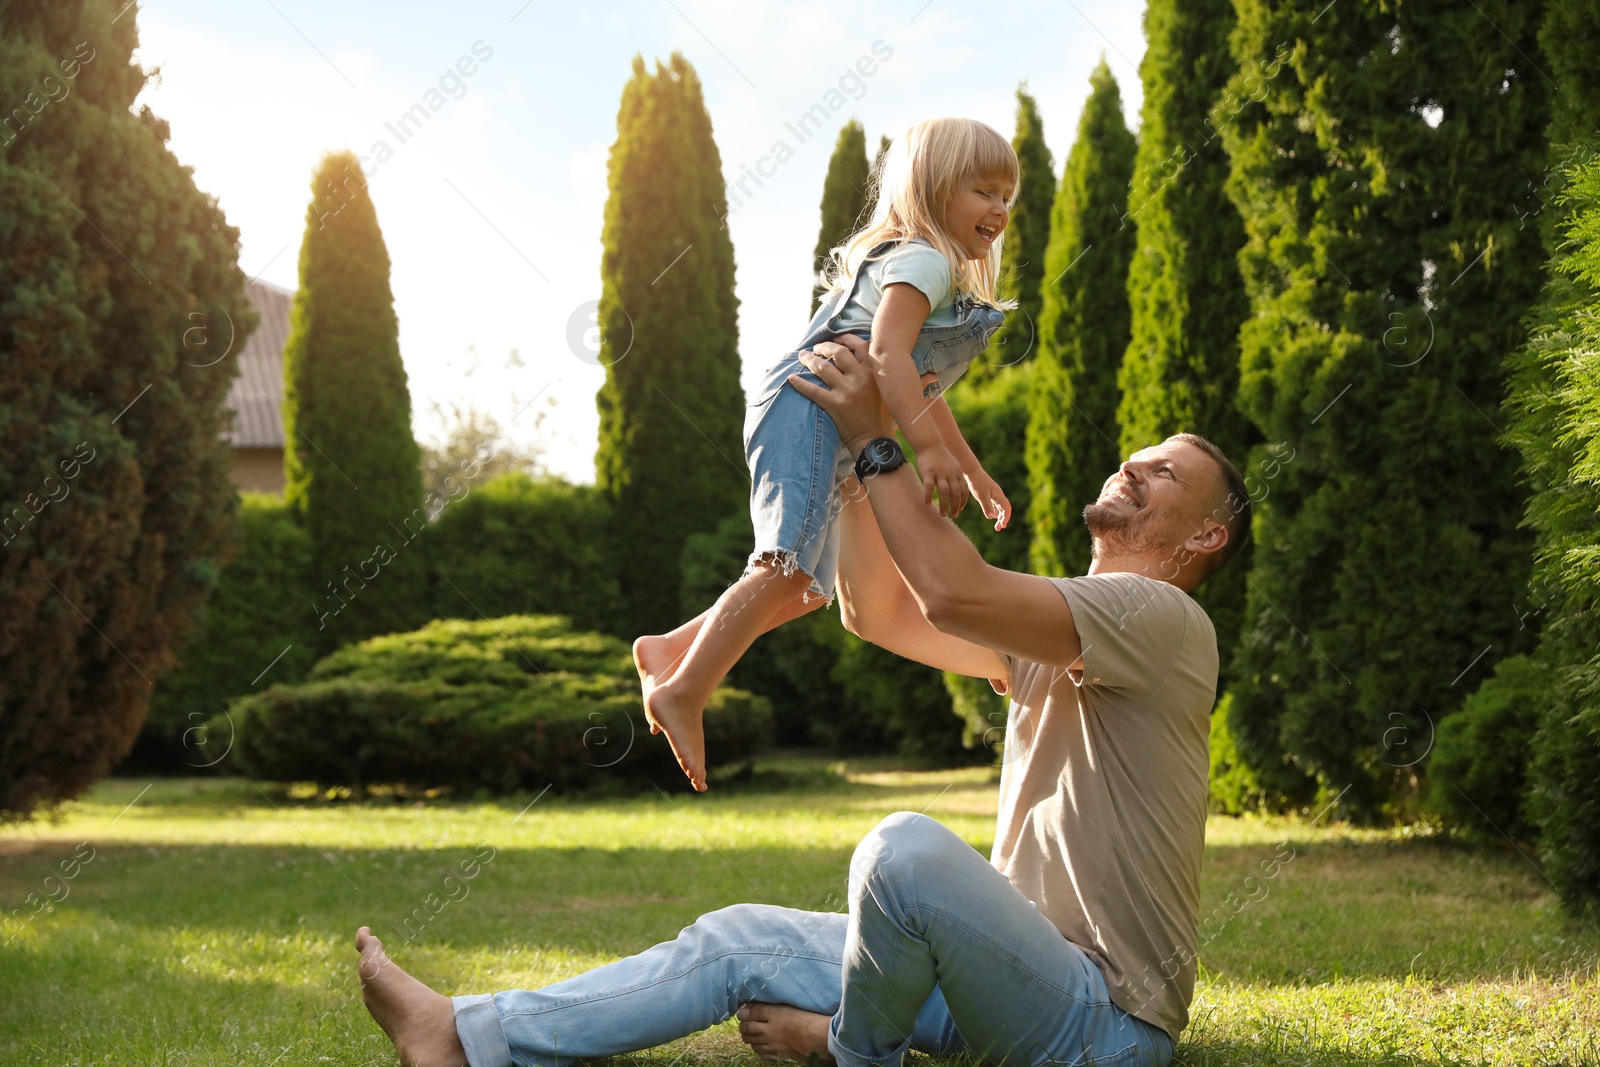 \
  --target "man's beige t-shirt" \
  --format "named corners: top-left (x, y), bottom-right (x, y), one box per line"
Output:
top-left (990, 571), bottom-right (1217, 1040)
